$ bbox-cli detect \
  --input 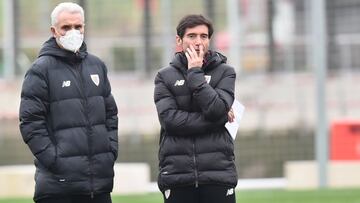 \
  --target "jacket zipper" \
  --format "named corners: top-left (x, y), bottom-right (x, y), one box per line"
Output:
top-left (193, 138), bottom-right (199, 188)
top-left (75, 64), bottom-right (94, 198)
